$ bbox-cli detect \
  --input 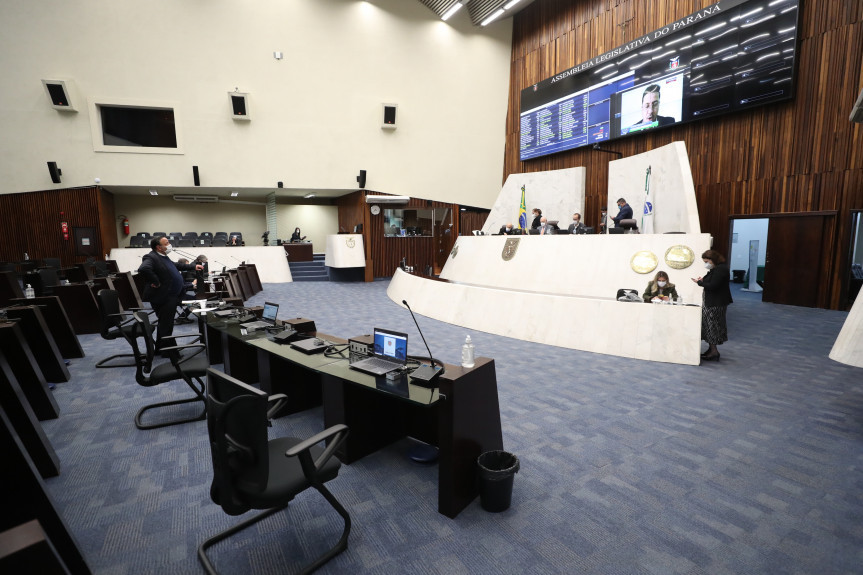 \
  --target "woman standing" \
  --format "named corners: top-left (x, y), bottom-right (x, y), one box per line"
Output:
top-left (692, 249), bottom-right (733, 361)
